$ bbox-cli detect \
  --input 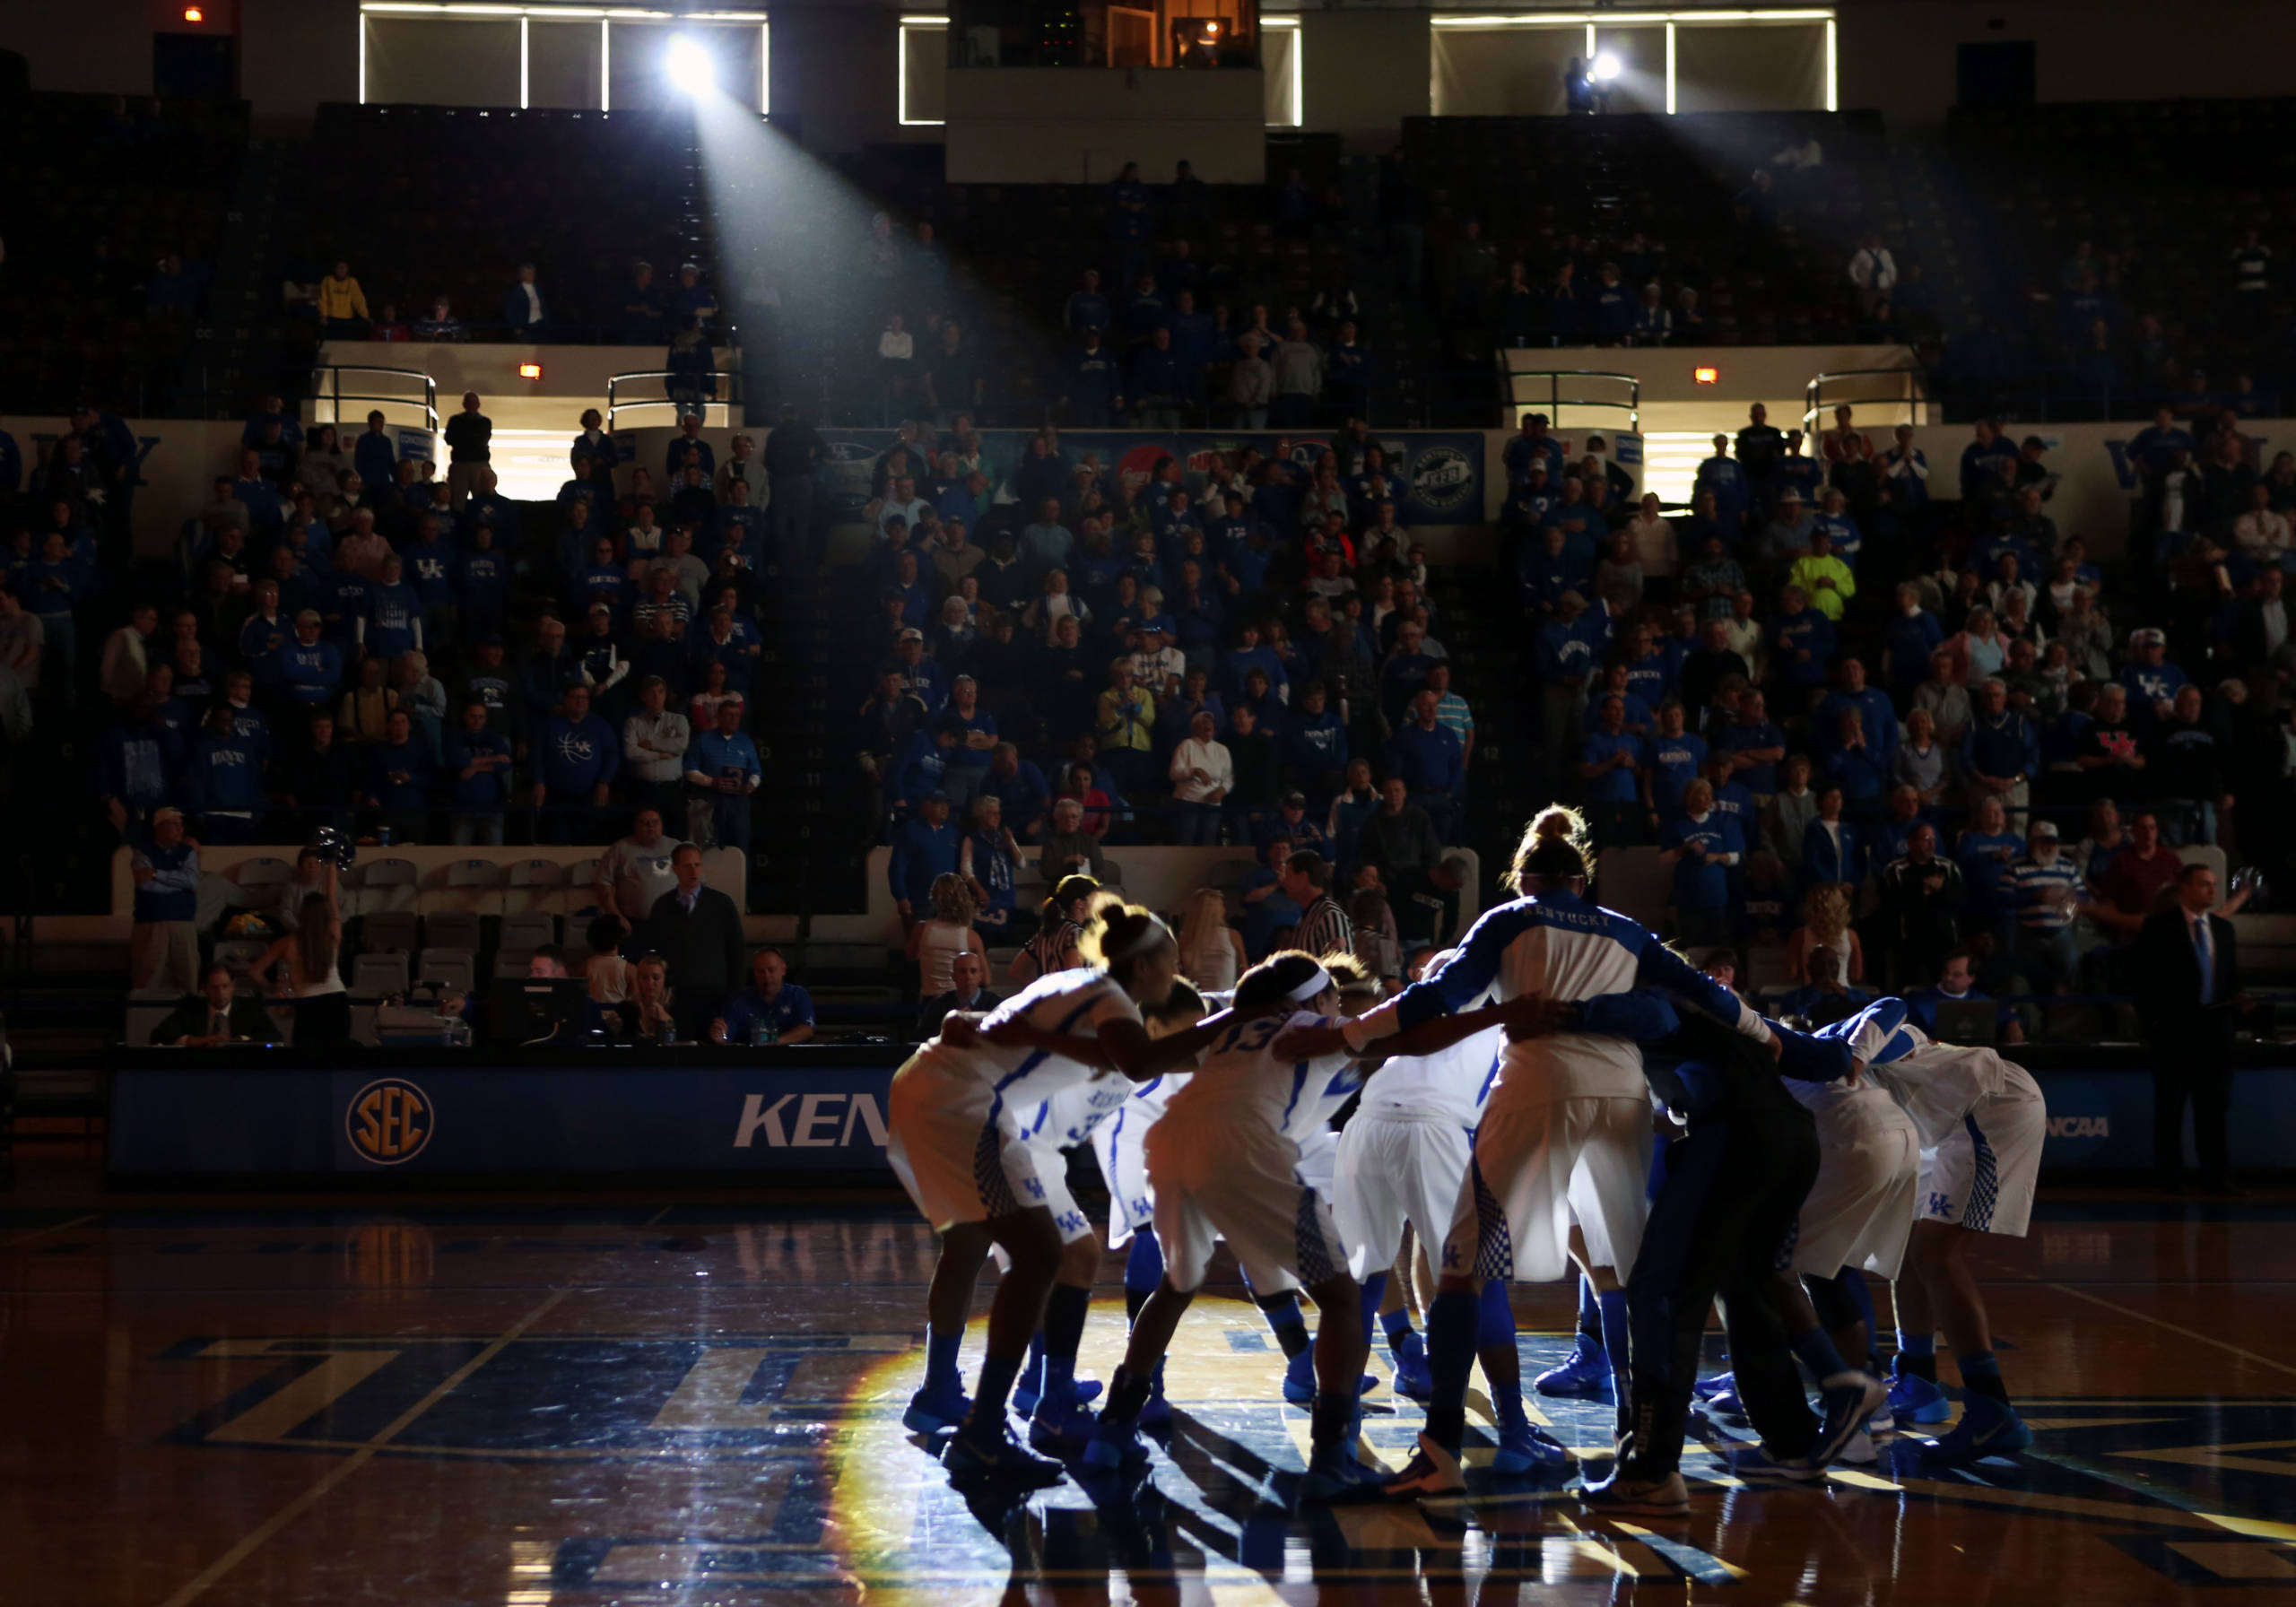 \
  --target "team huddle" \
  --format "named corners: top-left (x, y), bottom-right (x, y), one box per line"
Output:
top-left (883, 806), bottom-right (2046, 1513)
